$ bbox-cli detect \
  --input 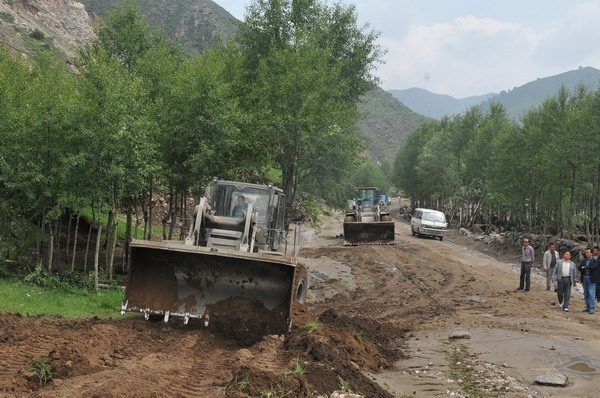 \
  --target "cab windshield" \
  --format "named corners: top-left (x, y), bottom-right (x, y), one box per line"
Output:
top-left (213, 185), bottom-right (271, 223)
